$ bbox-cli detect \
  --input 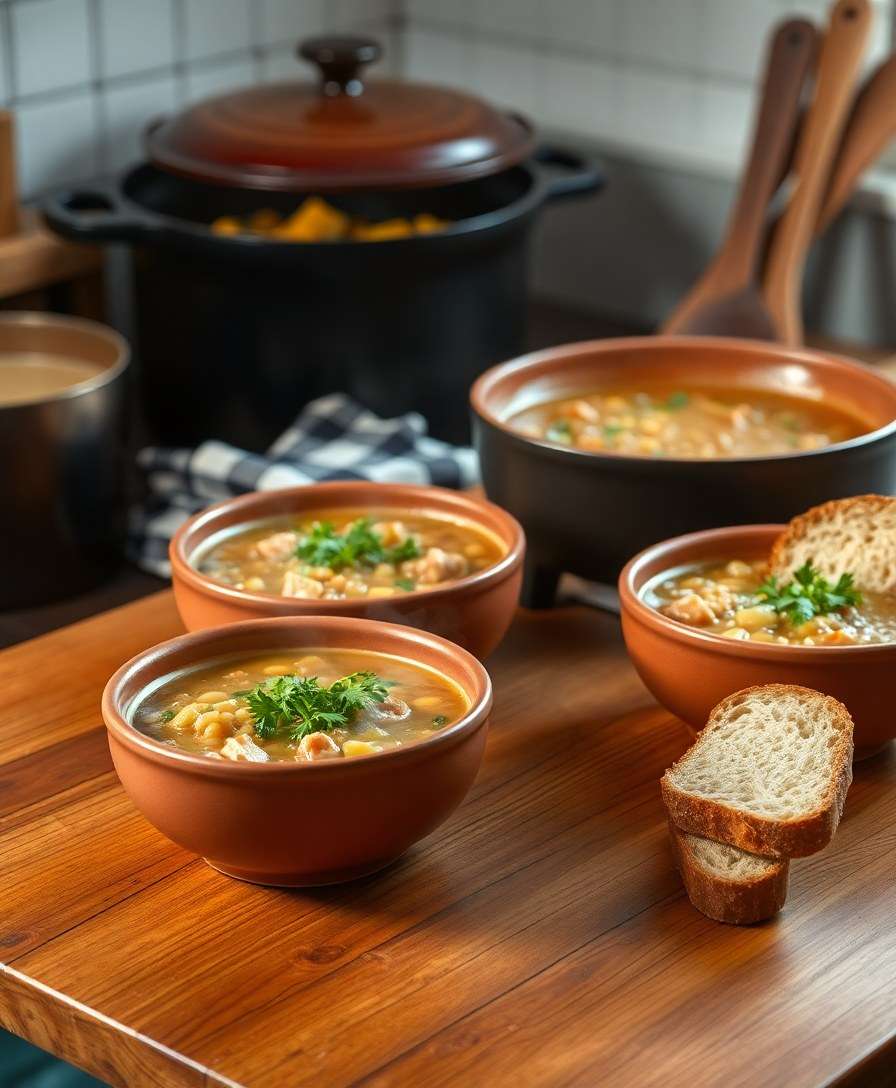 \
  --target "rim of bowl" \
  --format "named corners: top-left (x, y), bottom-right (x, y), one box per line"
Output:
top-left (470, 335), bottom-right (896, 467)
top-left (169, 481), bottom-right (526, 612)
top-left (0, 311), bottom-right (130, 408)
top-left (618, 522), bottom-right (896, 659)
top-left (102, 614), bottom-right (493, 775)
